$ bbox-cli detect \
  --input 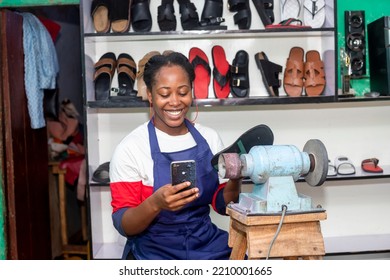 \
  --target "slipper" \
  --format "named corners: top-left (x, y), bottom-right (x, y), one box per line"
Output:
top-left (92, 162), bottom-right (110, 184)
top-left (252, 0), bottom-right (275, 27)
top-left (111, 0), bottom-right (132, 33)
top-left (335, 156), bottom-right (356, 175)
top-left (199, 0), bottom-right (227, 30)
top-left (361, 158), bottom-right (383, 173)
top-left (212, 45), bottom-right (231, 99)
top-left (228, 0), bottom-right (252, 30)
top-left (280, 0), bottom-right (302, 22)
top-left (136, 51), bottom-right (161, 100)
top-left (254, 51), bottom-right (282, 96)
top-left (265, 18), bottom-right (312, 30)
top-left (158, 0), bottom-right (177, 31)
top-left (211, 124), bottom-right (274, 169)
top-left (303, 0), bottom-right (325, 28)
top-left (94, 52), bottom-right (117, 101)
top-left (131, 0), bottom-right (152, 32)
top-left (283, 46), bottom-right (304, 97)
top-left (91, 0), bottom-right (111, 33)
top-left (189, 47), bottom-right (211, 99)
top-left (178, 0), bottom-right (200, 30)
top-left (304, 50), bottom-right (326, 96)
top-left (230, 50), bottom-right (250, 98)
top-left (327, 160), bottom-right (337, 176)
top-left (116, 53), bottom-right (137, 97)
